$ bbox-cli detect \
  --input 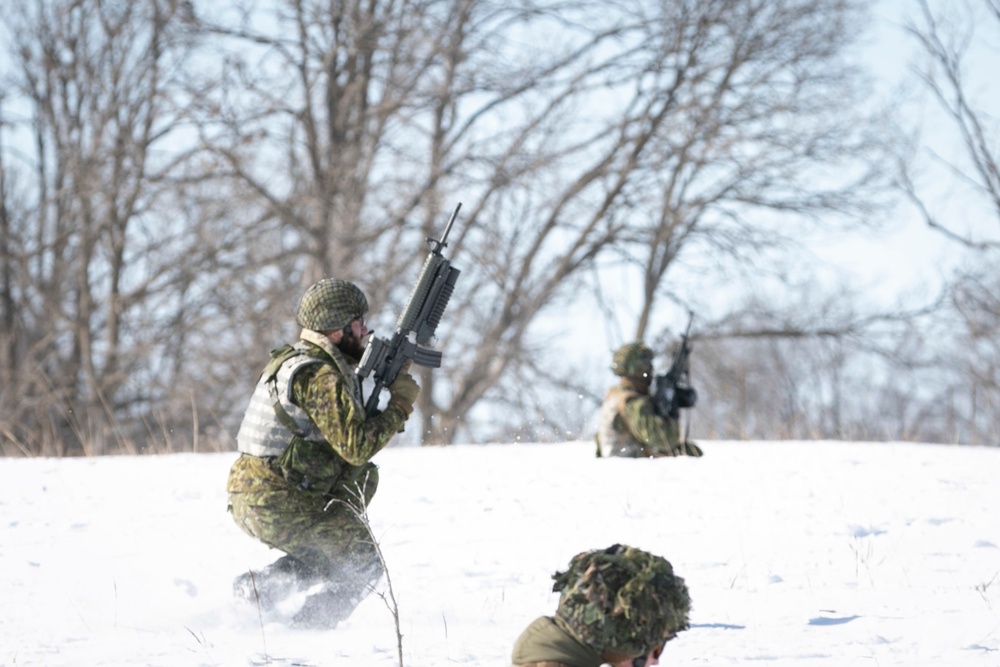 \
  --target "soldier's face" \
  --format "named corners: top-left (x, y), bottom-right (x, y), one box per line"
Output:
top-left (628, 642), bottom-right (665, 667)
top-left (628, 370), bottom-right (652, 392)
top-left (349, 316), bottom-right (368, 338)
top-left (337, 317), bottom-right (369, 359)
